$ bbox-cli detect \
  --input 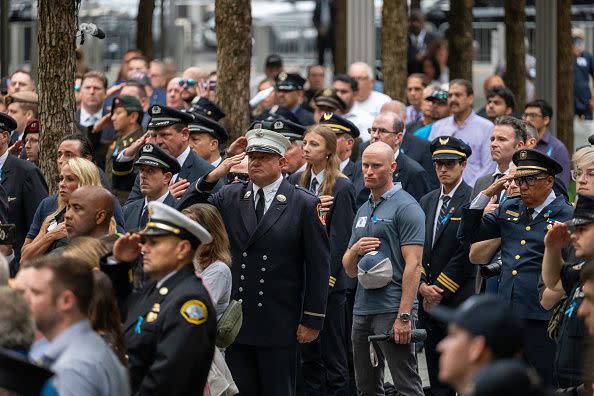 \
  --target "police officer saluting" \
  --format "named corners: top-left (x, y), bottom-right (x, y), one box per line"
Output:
top-left (177, 127), bottom-right (330, 396)
top-left (458, 148), bottom-right (573, 384)
top-left (113, 202), bottom-right (216, 394)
